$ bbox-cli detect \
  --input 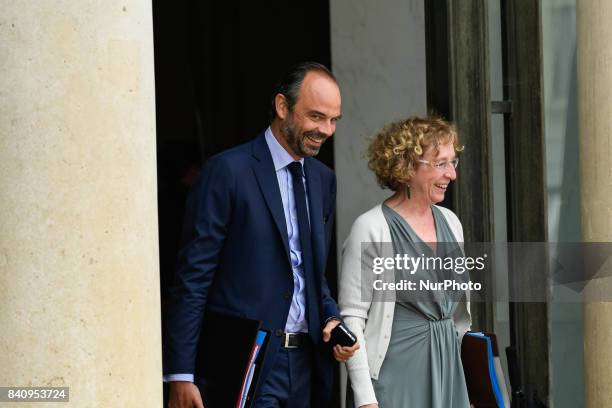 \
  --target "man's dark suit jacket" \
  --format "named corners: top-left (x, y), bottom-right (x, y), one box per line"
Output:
top-left (163, 132), bottom-right (340, 405)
